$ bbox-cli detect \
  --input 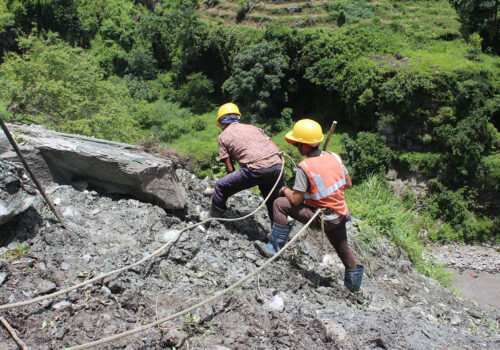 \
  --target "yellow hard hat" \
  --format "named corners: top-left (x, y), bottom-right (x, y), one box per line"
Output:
top-left (216, 103), bottom-right (241, 127)
top-left (285, 119), bottom-right (324, 144)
